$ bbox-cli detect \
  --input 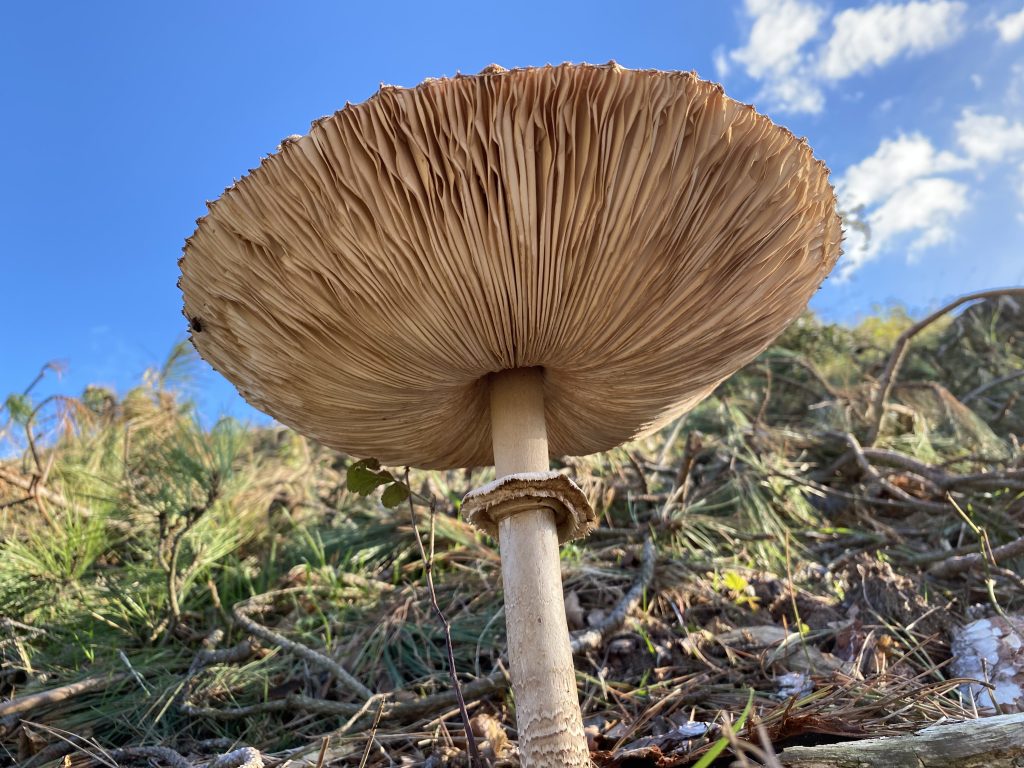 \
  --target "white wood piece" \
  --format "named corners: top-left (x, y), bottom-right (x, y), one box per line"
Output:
top-left (780, 713), bottom-right (1024, 767)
